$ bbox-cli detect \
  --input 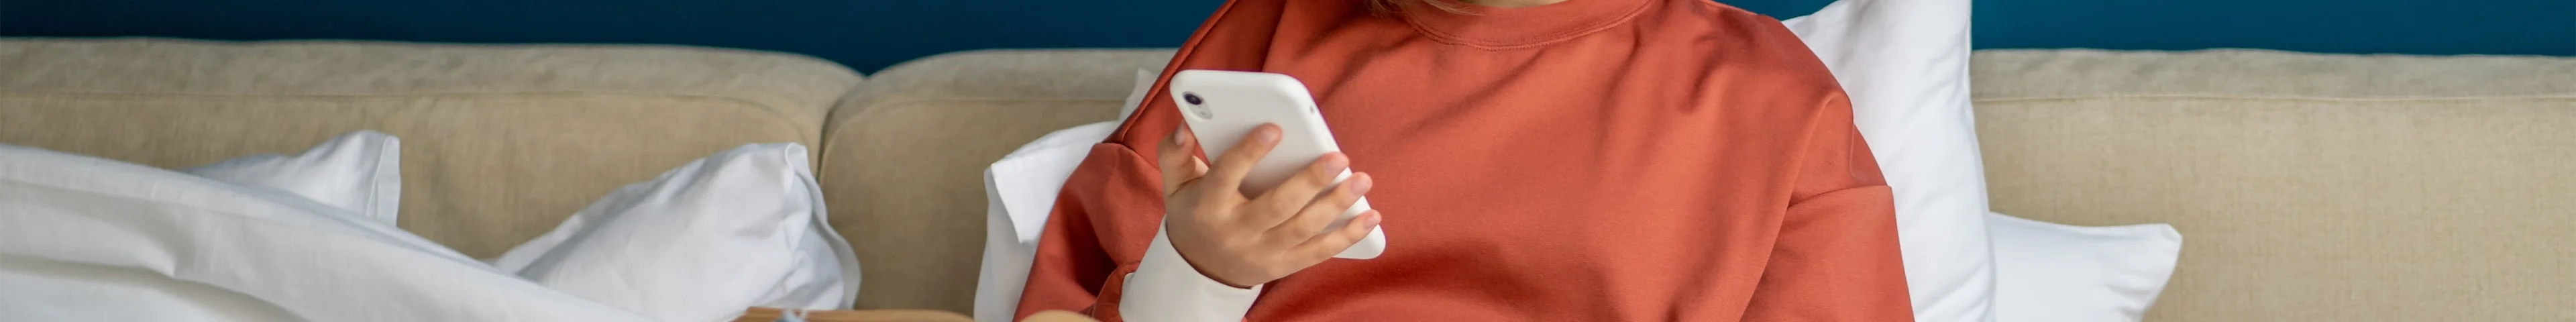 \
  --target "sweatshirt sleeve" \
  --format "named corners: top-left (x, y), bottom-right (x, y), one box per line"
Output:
top-left (1738, 94), bottom-right (1917, 321)
top-left (1014, 141), bottom-right (1265, 322)
top-left (1015, 0), bottom-right (1297, 319)
top-left (1120, 225), bottom-right (1264, 321)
